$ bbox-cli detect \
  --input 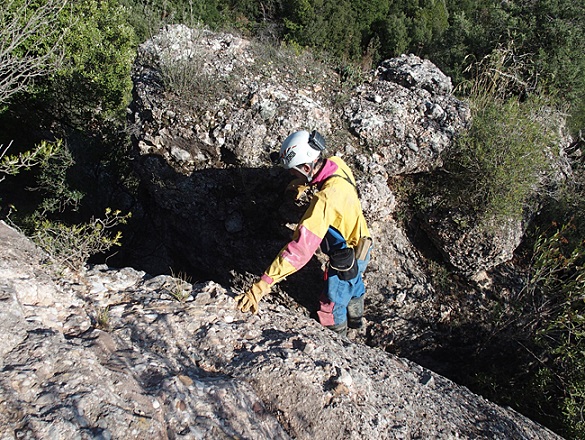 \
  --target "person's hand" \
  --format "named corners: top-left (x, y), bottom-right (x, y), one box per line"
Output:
top-left (235, 279), bottom-right (271, 314)
top-left (285, 179), bottom-right (309, 200)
